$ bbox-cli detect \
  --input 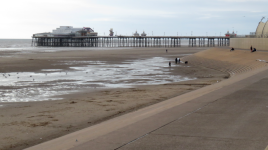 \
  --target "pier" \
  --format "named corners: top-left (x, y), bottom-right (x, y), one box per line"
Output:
top-left (32, 36), bottom-right (230, 47)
